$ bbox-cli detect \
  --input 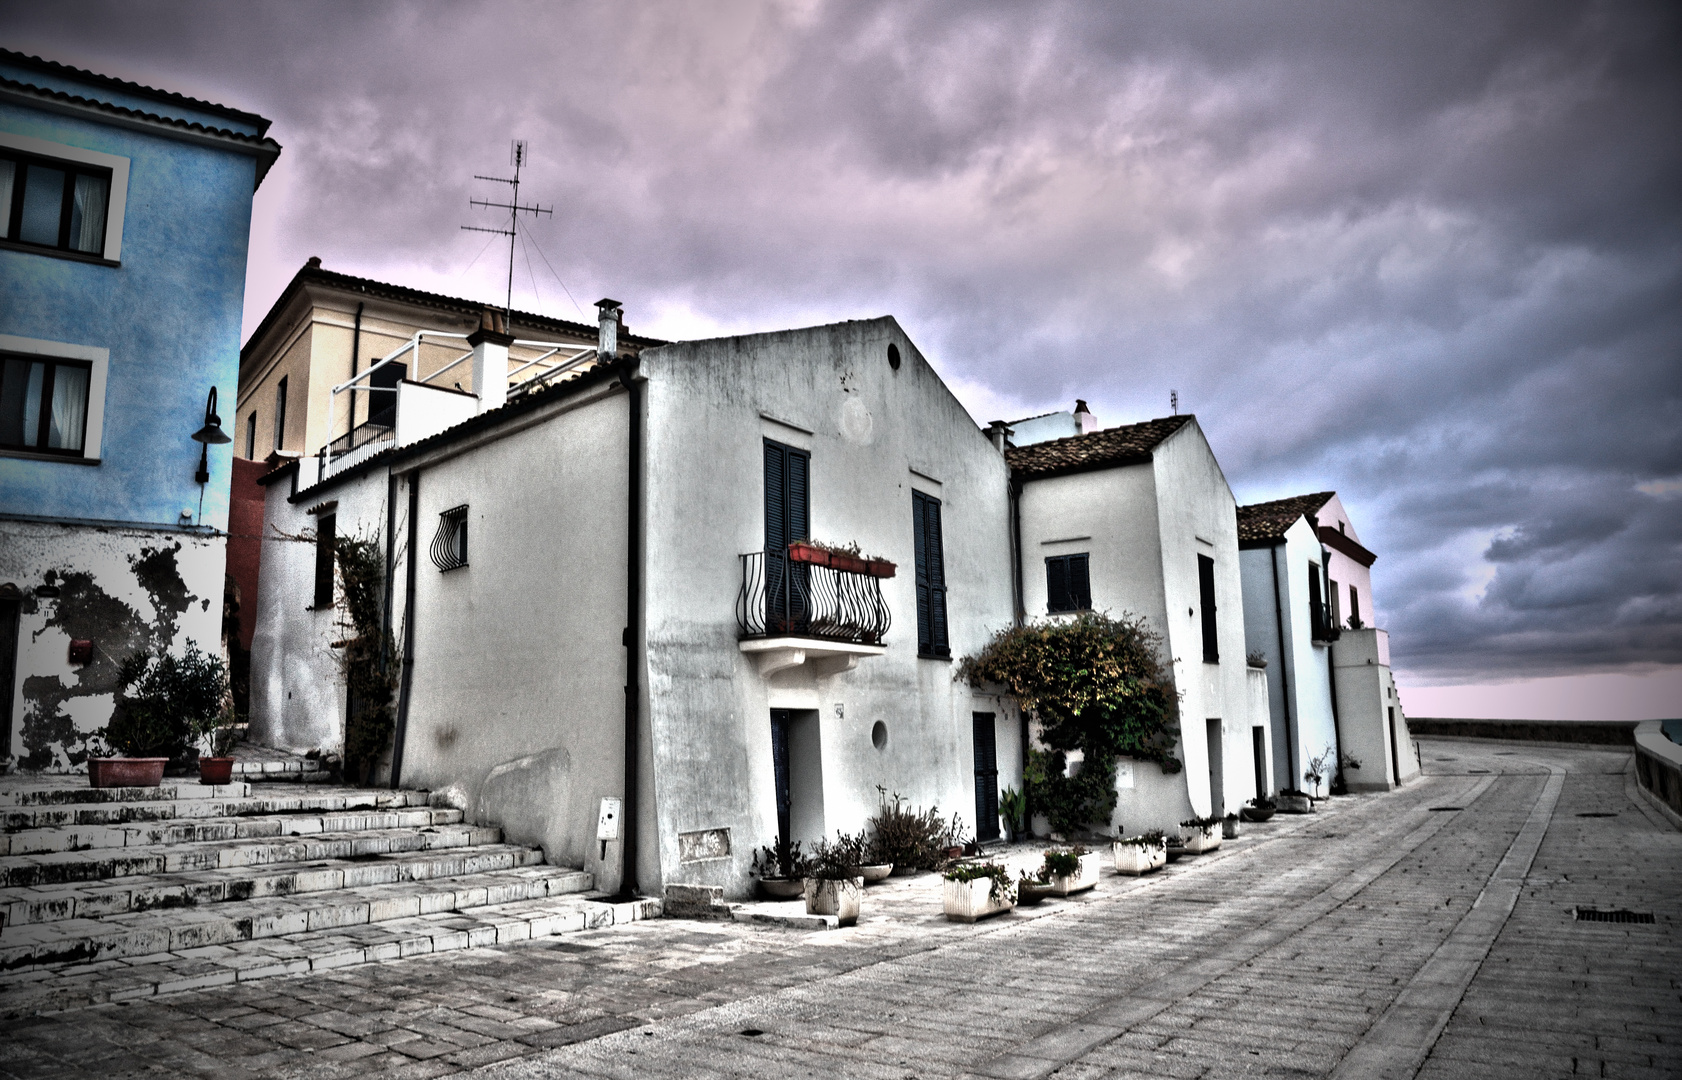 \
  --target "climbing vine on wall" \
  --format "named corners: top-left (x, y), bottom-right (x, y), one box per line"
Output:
top-left (333, 534), bottom-right (396, 784)
top-left (959, 612), bottom-right (1182, 833)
